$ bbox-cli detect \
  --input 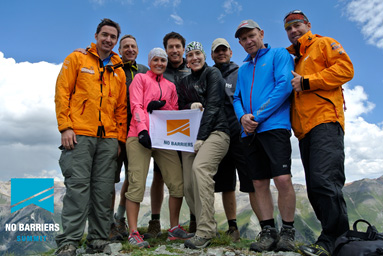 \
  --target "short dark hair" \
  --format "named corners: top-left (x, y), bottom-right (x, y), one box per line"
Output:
top-left (119, 34), bottom-right (137, 49)
top-left (96, 18), bottom-right (121, 39)
top-left (163, 31), bottom-right (186, 49)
